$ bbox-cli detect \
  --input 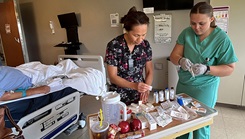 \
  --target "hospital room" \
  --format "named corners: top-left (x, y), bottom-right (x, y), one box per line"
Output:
top-left (0, 0), bottom-right (244, 139)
